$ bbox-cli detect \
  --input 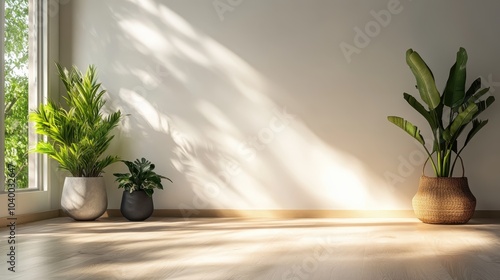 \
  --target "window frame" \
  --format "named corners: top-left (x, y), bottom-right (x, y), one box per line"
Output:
top-left (1, 0), bottom-right (5, 191)
top-left (1, 0), bottom-right (48, 193)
